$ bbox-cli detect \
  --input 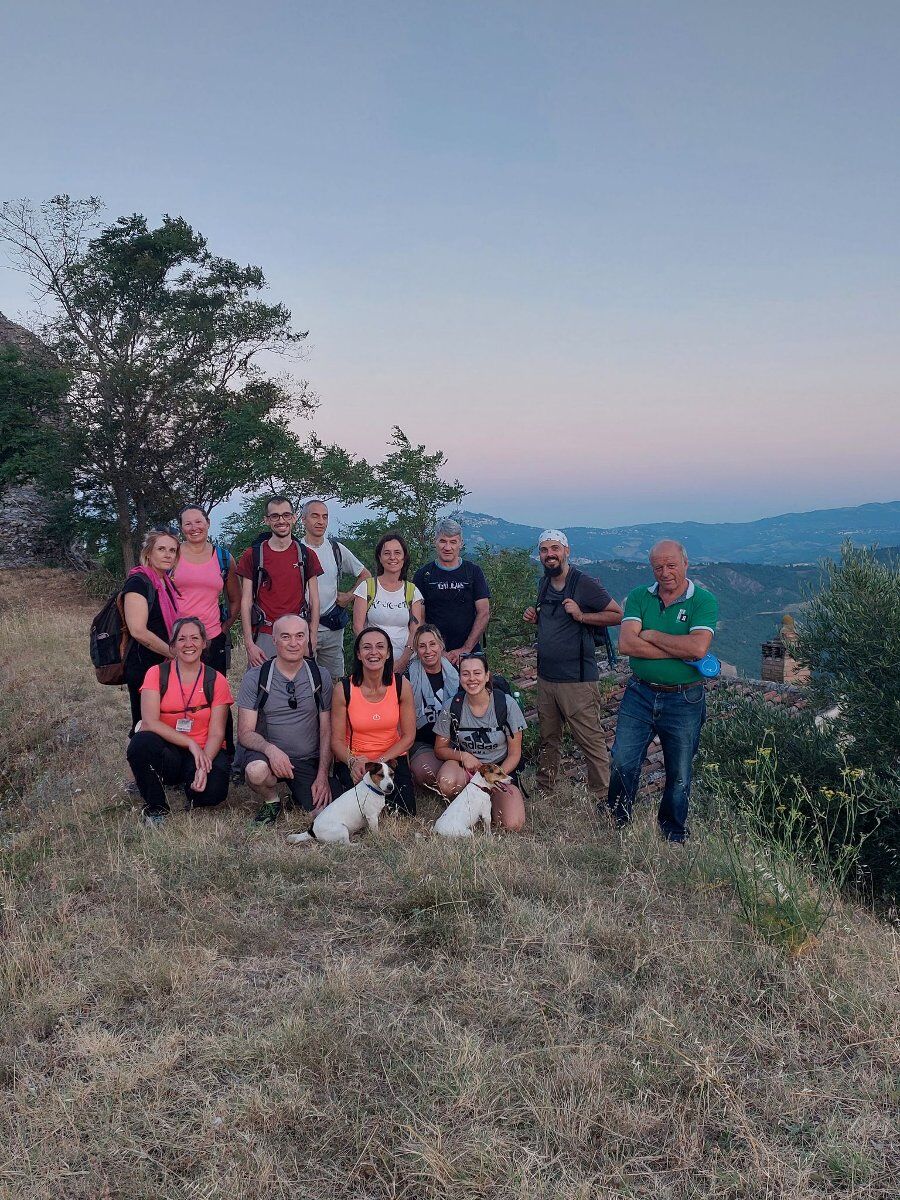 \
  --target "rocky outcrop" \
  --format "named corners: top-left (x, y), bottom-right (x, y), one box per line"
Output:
top-left (0, 311), bottom-right (59, 568)
top-left (0, 484), bottom-right (56, 568)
